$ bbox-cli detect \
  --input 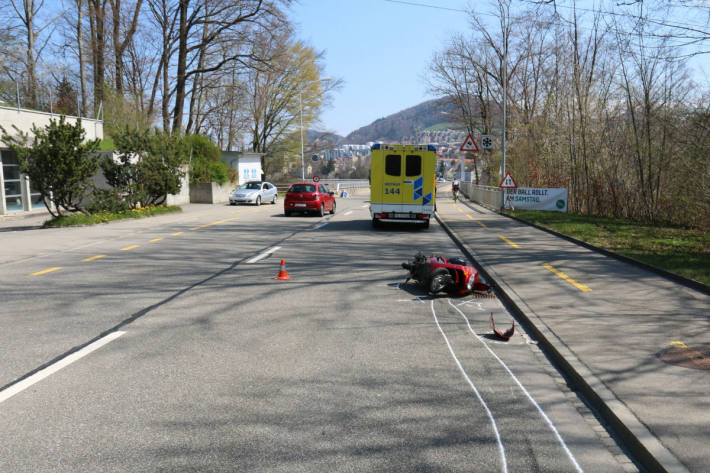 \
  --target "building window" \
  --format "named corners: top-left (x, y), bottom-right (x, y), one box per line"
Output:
top-left (1, 150), bottom-right (23, 212)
